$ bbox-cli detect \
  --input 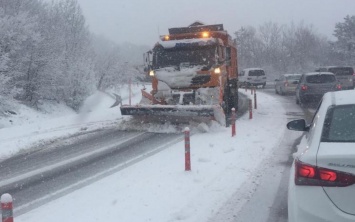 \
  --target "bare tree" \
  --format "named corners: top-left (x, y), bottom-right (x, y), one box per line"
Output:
top-left (234, 21), bottom-right (333, 78)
